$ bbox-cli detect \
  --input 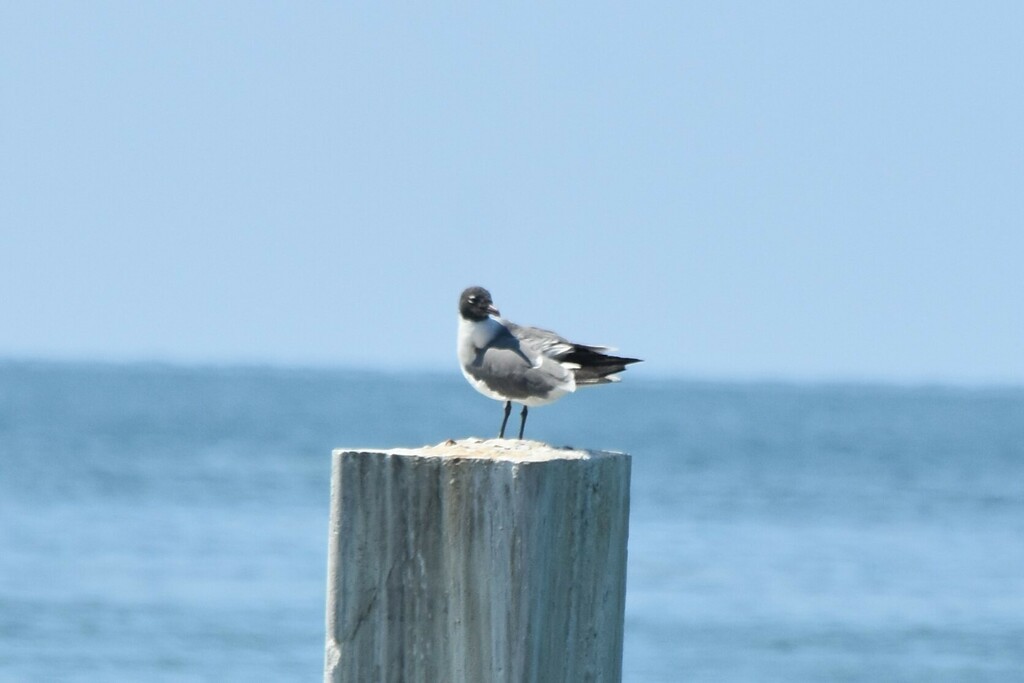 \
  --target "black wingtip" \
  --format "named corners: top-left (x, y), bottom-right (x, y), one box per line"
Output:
top-left (563, 348), bottom-right (642, 369)
top-left (564, 348), bottom-right (642, 385)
